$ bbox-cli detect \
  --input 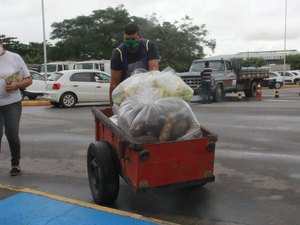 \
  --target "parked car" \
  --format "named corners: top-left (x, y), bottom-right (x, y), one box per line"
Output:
top-left (22, 70), bottom-right (47, 100)
top-left (43, 70), bottom-right (110, 107)
top-left (289, 71), bottom-right (300, 84)
top-left (277, 71), bottom-right (299, 84)
top-left (262, 71), bottom-right (283, 89)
